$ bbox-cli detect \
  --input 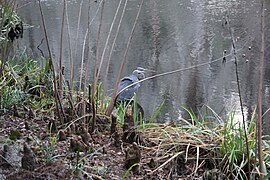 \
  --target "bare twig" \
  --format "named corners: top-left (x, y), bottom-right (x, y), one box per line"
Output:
top-left (73, 0), bottom-right (84, 76)
top-left (149, 151), bottom-right (184, 175)
top-left (87, 84), bottom-right (92, 128)
top-left (91, 0), bottom-right (105, 133)
top-left (226, 14), bottom-right (250, 179)
top-left (92, 0), bottom-right (105, 96)
top-left (105, 0), bottom-right (145, 116)
top-left (79, 27), bottom-right (89, 91)
top-left (65, 0), bottom-right (74, 89)
top-left (59, 0), bottom-right (66, 97)
top-left (102, 0), bottom-right (128, 110)
top-left (83, 0), bottom-right (104, 129)
top-left (115, 43), bottom-right (248, 103)
top-left (66, 80), bottom-right (77, 117)
top-left (81, 0), bottom-right (105, 91)
top-left (98, 0), bottom-right (124, 109)
top-left (38, 0), bottom-right (65, 123)
top-left (257, 0), bottom-right (265, 179)
top-left (82, 0), bottom-right (92, 126)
